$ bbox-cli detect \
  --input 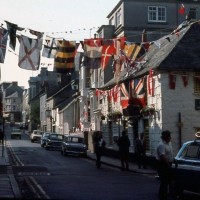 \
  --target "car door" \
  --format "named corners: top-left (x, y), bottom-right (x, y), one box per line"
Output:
top-left (174, 142), bottom-right (200, 192)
